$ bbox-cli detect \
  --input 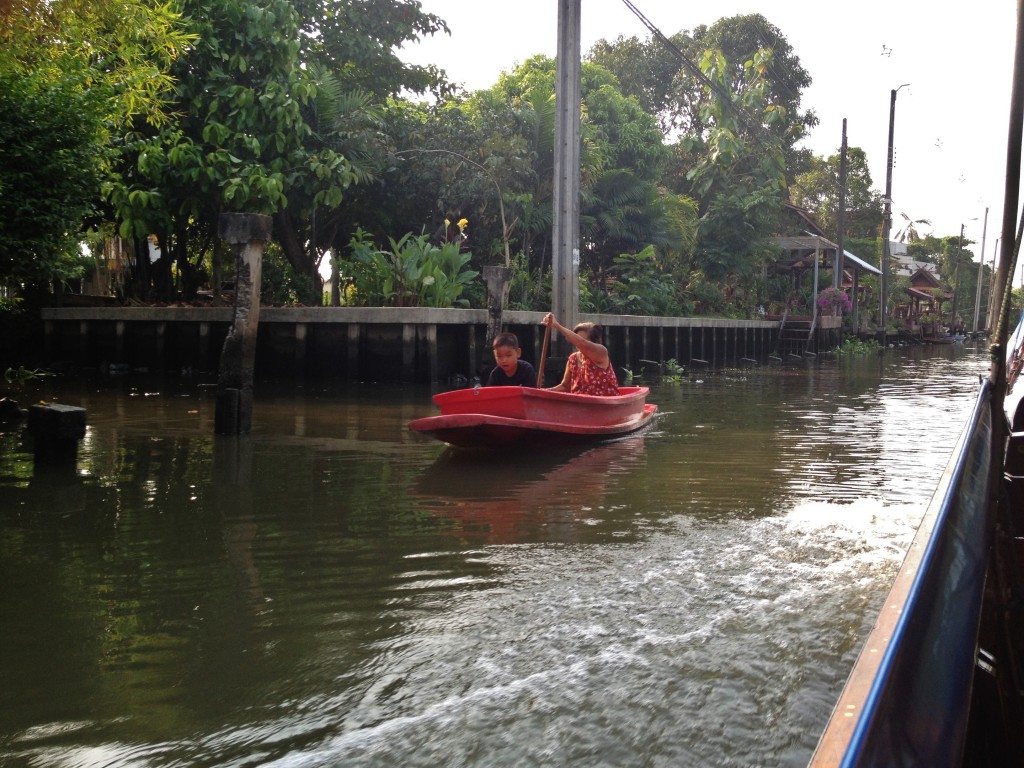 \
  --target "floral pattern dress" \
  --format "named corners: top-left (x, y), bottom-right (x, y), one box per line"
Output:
top-left (566, 353), bottom-right (619, 396)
